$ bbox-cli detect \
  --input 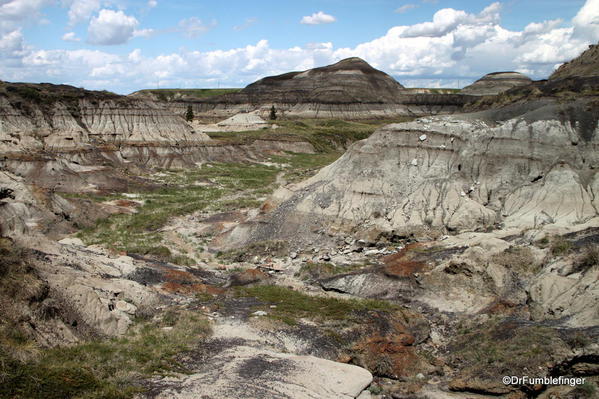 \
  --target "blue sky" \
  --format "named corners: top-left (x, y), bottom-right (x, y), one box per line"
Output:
top-left (1, 0), bottom-right (597, 93)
